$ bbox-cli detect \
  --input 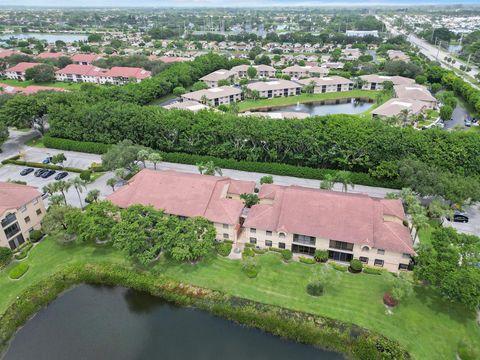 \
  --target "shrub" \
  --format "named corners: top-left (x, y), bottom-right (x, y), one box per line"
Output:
top-left (242, 247), bottom-right (255, 259)
top-left (29, 230), bottom-right (44, 243)
top-left (0, 247), bottom-right (13, 269)
top-left (363, 266), bottom-right (385, 275)
top-left (8, 262), bottom-right (30, 279)
top-left (457, 340), bottom-right (479, 360)
top-left (242, 258), bottom-right (260, 278)
top-left (330, 263), bottom-right (348, 272)
top-left (306, 281), bottom-right (324, 296)
top-left (349, 259), bottom-right (363, 273)
top-left (383, 292), bottom-right (399, 307)
top-left (79, 170), bottom-right (92, 182)
top-left (253, 248), bottom-right (267, 254)
top-left (215, 242), bottom-right (232, 257)
top-left (281, 249), bottom-right (292, 262)
top-left (299, 256), bottom-right (316, 264)
top-left (1, 157), bottom-right (84, 173)
top-left (43, 136), bottom-right (112, 154)
top-left (244, 243), bottom-right (255, 248)
top-left (14, 243), bottom-right (33, 260)
top-left (268, 247), bottom-right (283, 253)
top-left (314, 249), bottom-right (328, 263)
